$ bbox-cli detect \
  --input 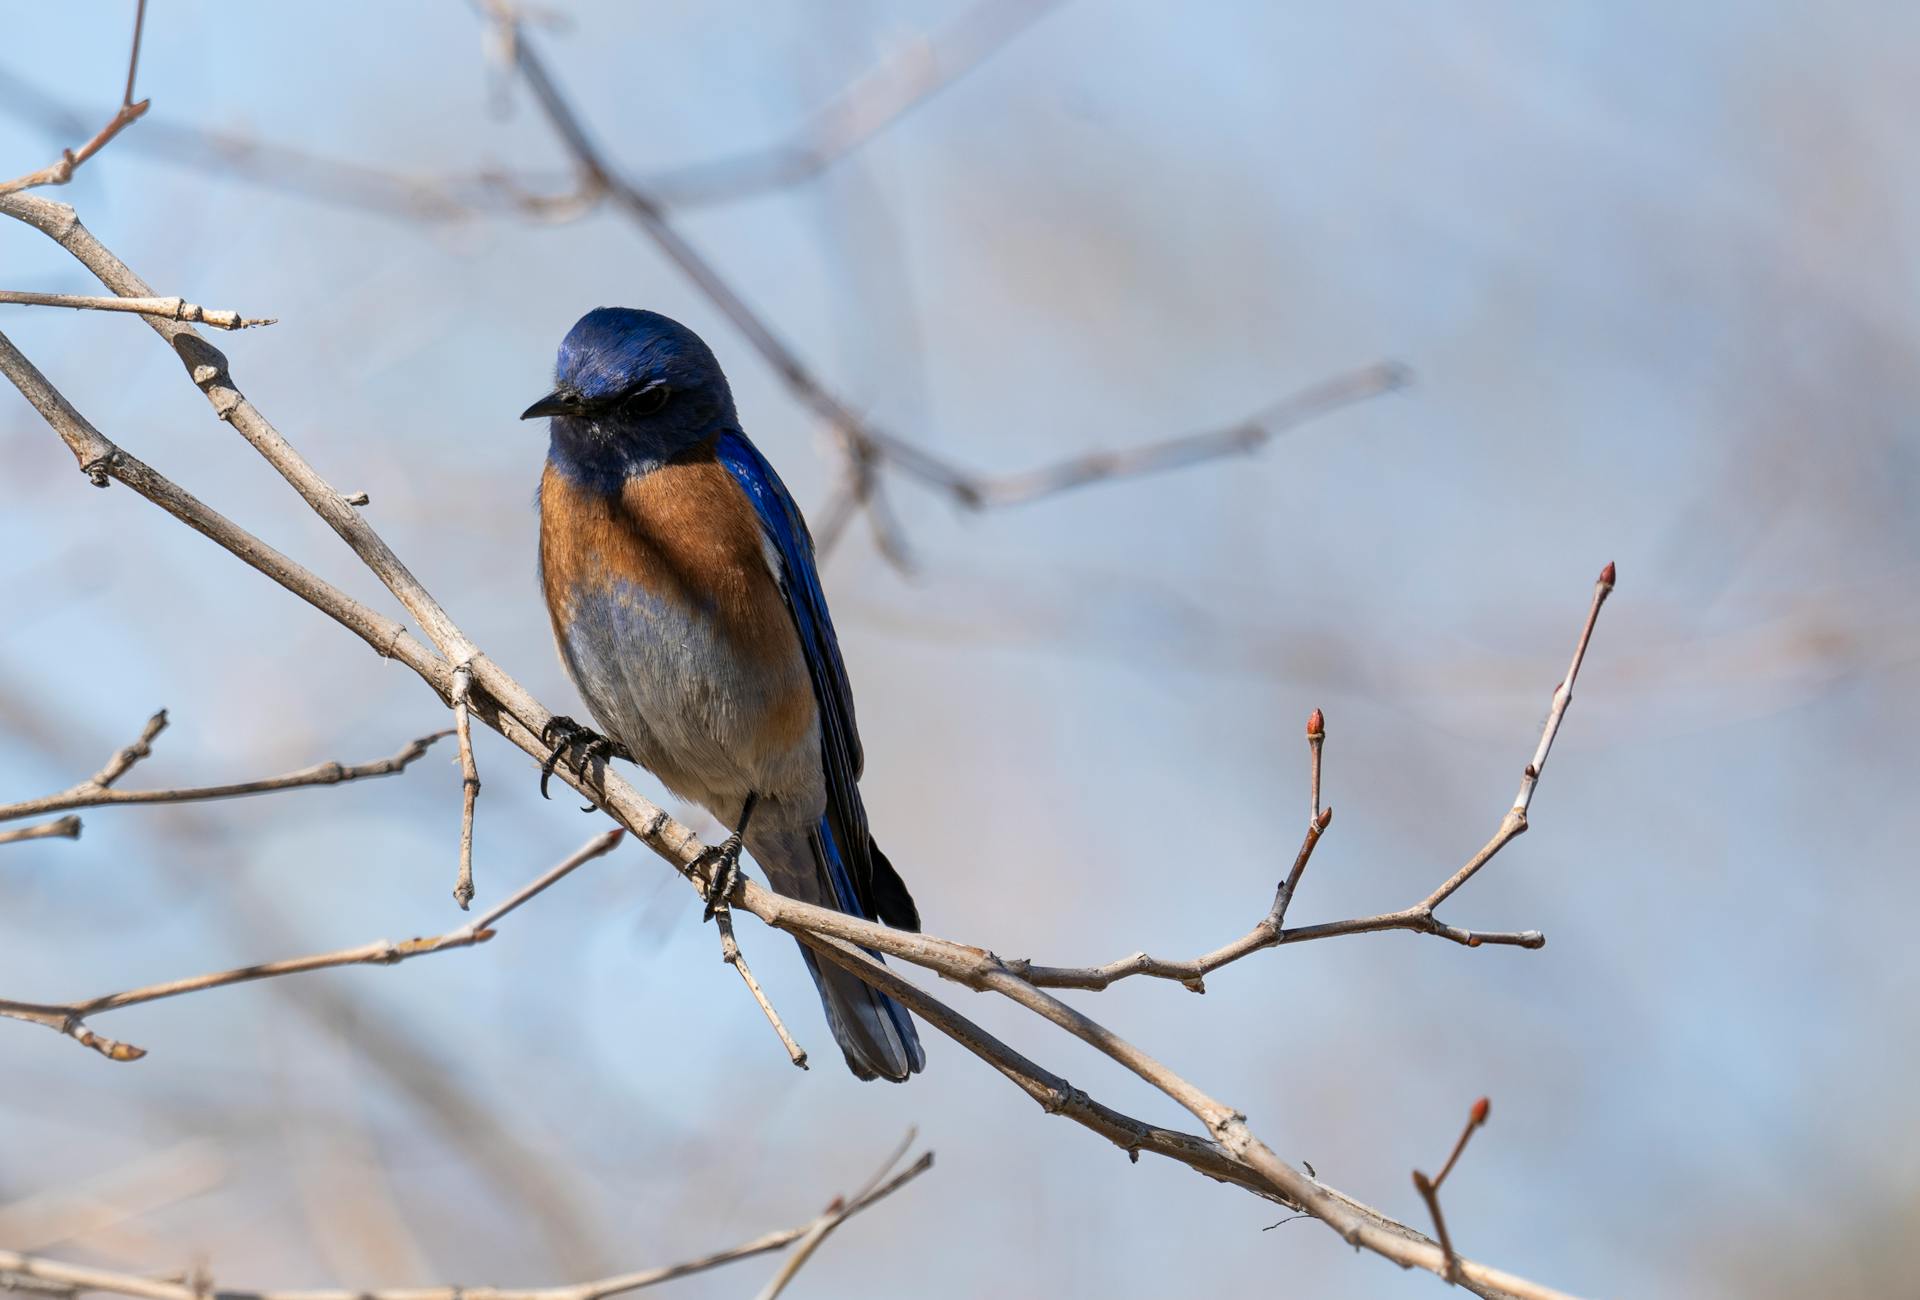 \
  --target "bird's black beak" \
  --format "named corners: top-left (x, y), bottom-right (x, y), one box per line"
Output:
top-left (520, 390), bottom-right (582, 420)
